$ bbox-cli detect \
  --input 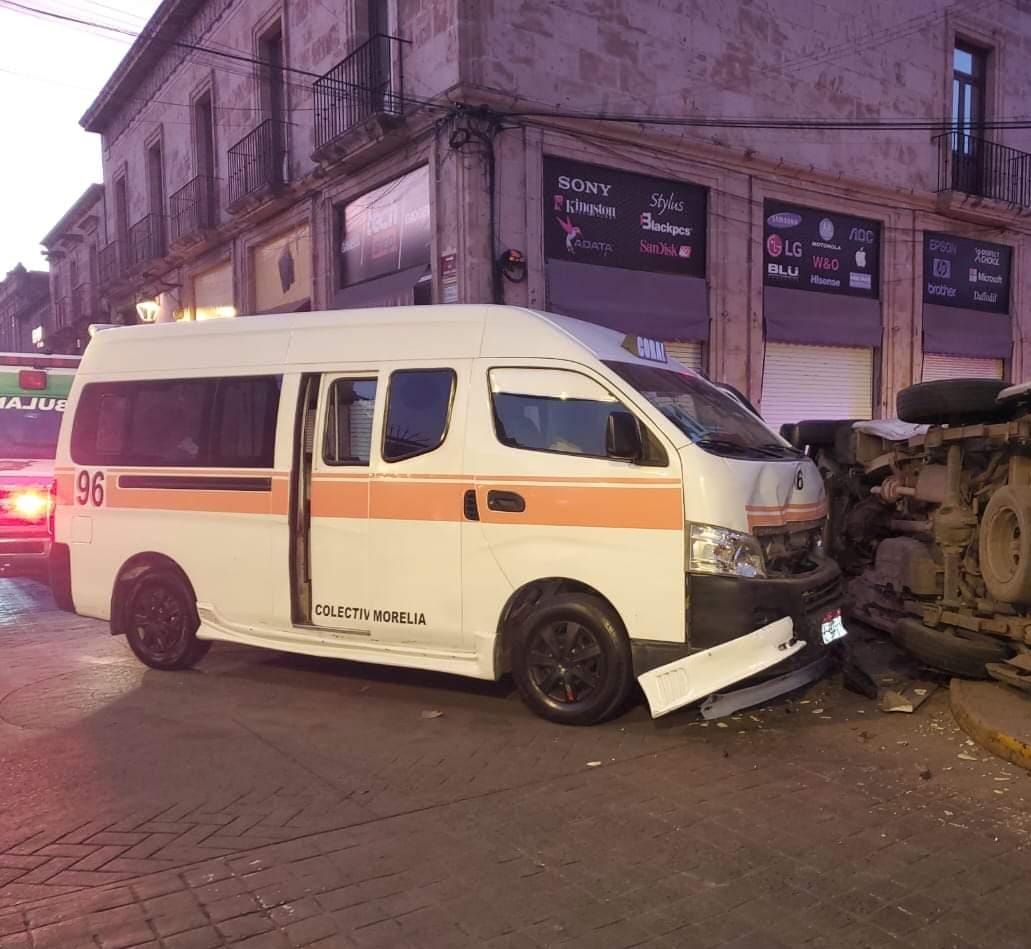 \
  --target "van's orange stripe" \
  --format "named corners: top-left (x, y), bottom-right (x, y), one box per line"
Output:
top-left (371, 481), bottom-right (465, 521)
top-left (478, 484), bottom-right (683, 530)
top-left (104, 480), bottom-right (290, 516)
top-left (311, 479), bottom-right (368, 518)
